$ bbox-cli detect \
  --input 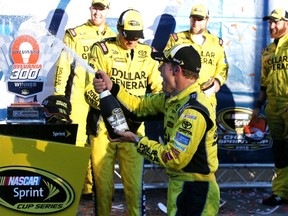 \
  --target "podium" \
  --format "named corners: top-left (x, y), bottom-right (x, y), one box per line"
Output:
top-left (0, 124), bottom-right (78, 145)
top-left (0, 124), bottom-right (91, 215)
